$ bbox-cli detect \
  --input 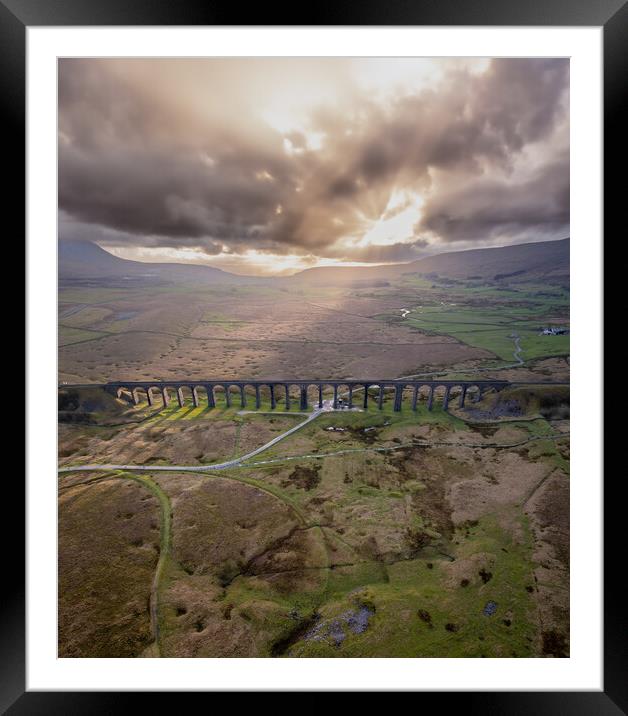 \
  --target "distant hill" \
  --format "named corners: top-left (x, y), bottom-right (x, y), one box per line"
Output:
top-left (398, 238), bottom-right (569, 281)
top-left (288, 238), bottom-right (569, 286)
top-left (59, 237), bottom-right (569, 287)
top-left (58, 240), bottom-right (256, 284)
top-left (60, 240), bottom-right (139, 277)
